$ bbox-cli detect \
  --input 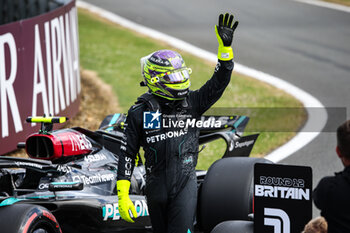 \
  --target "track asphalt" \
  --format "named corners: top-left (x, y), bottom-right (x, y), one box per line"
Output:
top-left (81, 0), bottom-right (350, 217)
